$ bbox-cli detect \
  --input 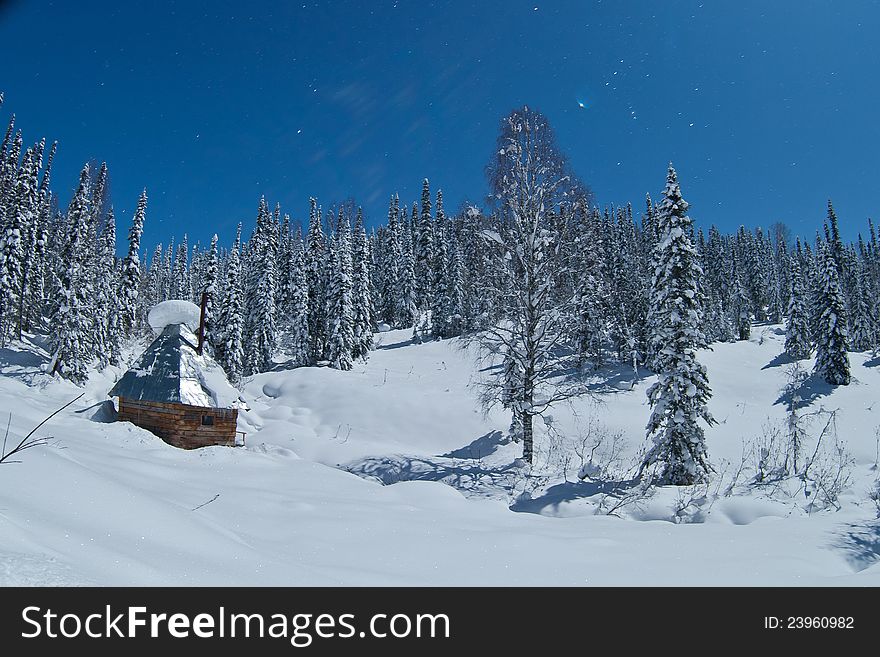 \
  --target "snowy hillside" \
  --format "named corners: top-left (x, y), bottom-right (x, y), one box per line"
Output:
top-left (1, 327), bottom-right (879, 586)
